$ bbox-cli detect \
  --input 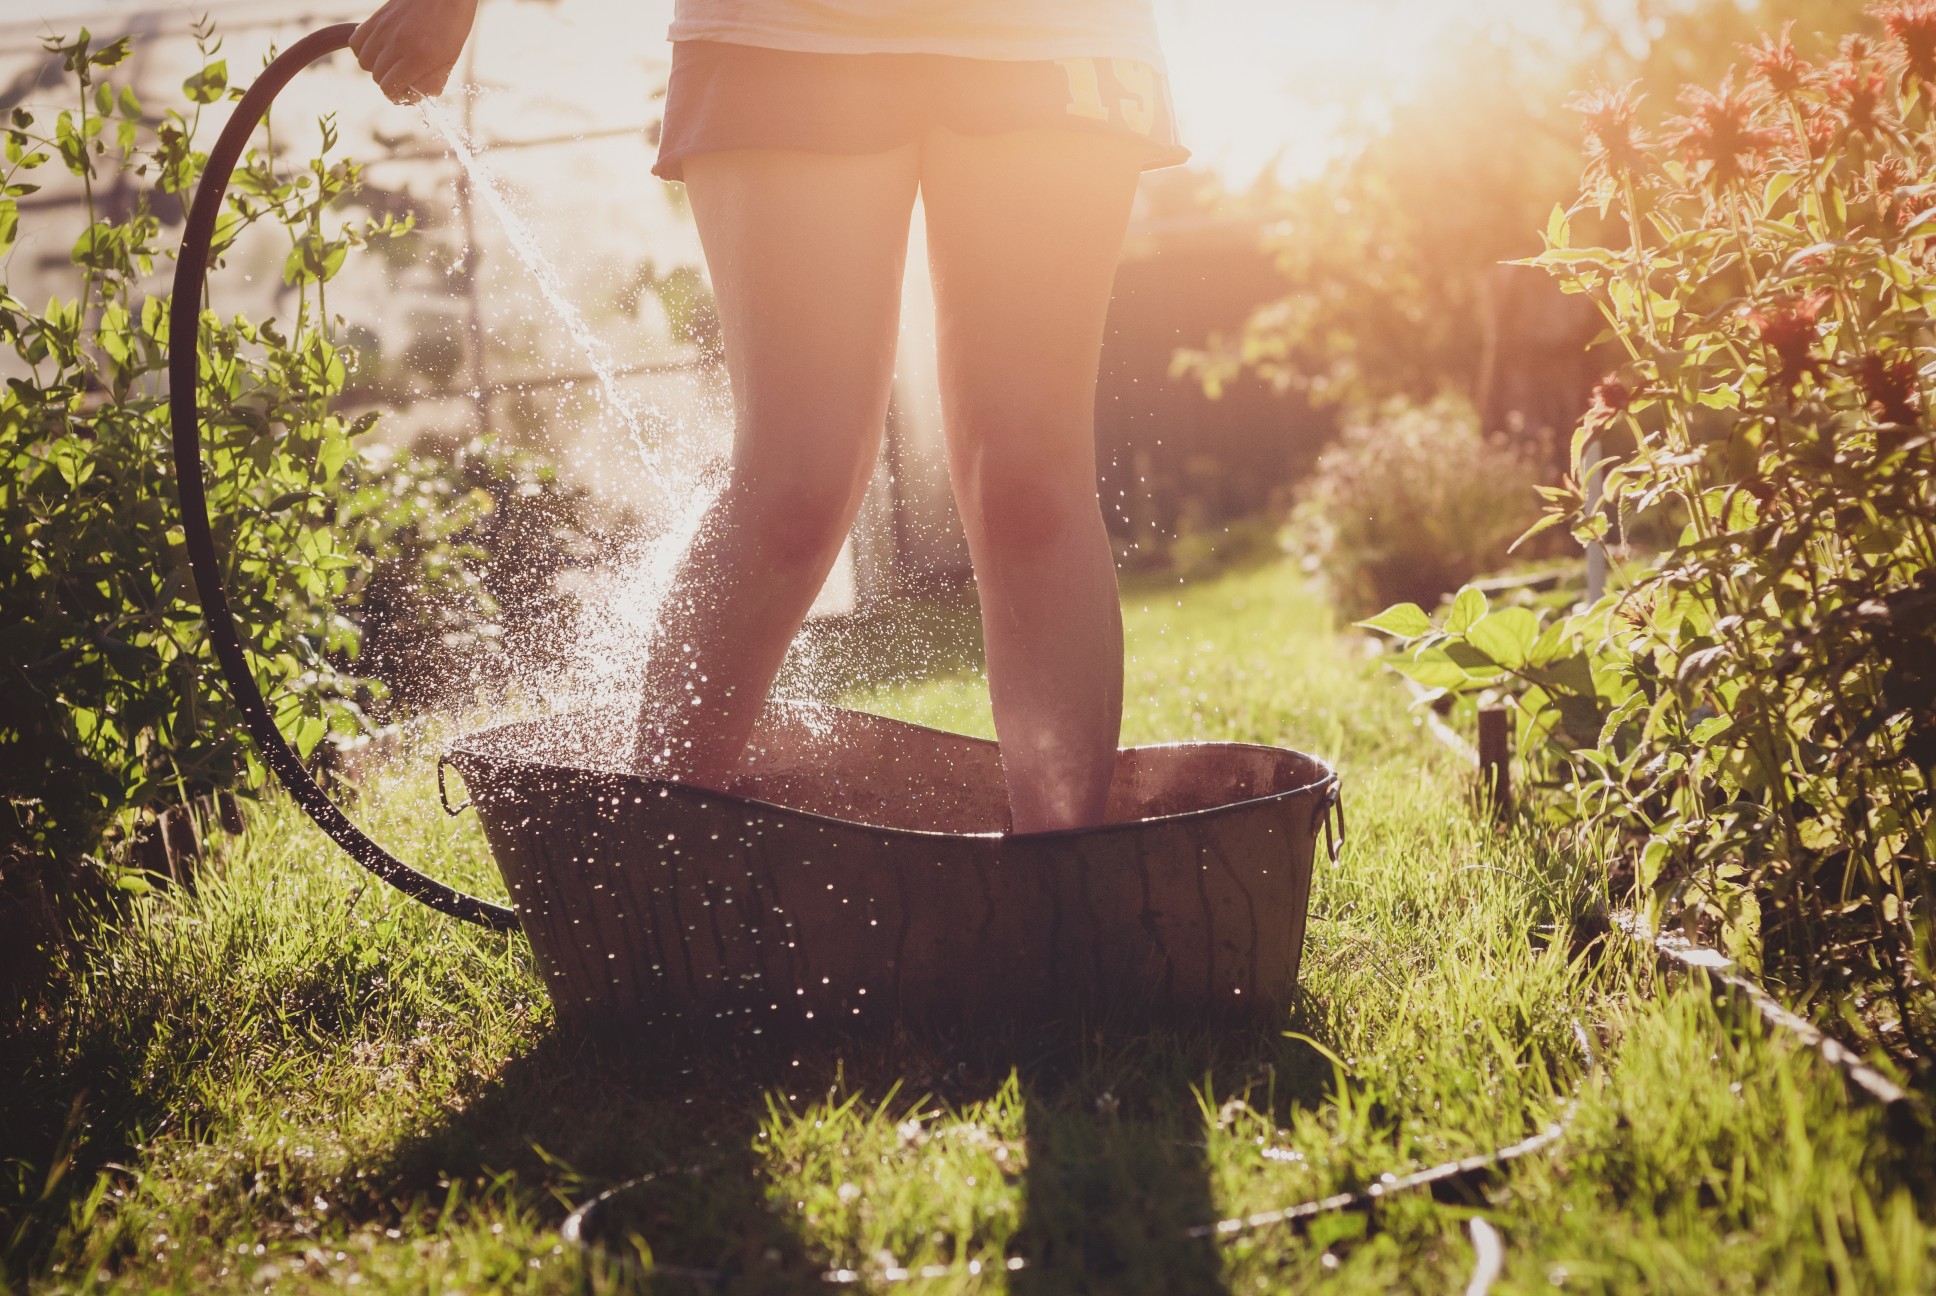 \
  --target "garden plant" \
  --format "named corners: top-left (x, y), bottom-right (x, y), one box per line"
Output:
top-left (1, 23), bottom-right (411, 895)
top-left (1287, 397), bottom-right (1545, 615)
top-left (1362, 13), bottom-right (1936, 1064)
